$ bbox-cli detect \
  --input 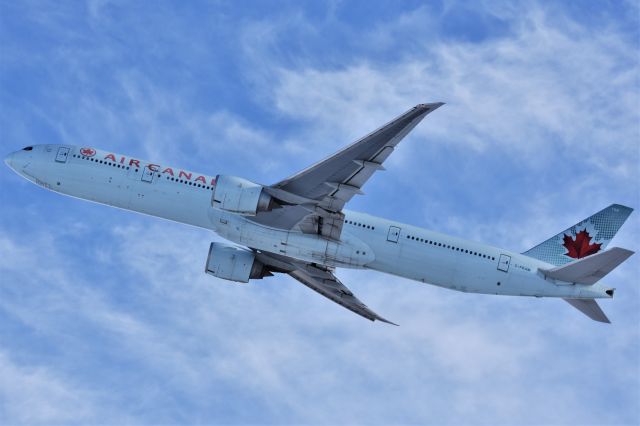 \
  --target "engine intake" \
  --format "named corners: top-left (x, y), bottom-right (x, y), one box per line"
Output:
top-left (204, 242), bottom-right (271, 283)
top-left (212, 175), bottom-right (277, 216)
